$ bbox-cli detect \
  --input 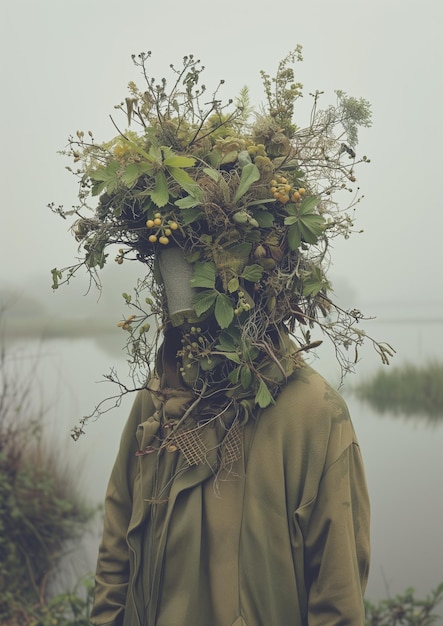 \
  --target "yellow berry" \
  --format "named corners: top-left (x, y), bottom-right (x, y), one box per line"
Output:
top-left (159, 236), bottom-right (169, 245)
top-left (164, 228), bottom-right (172, 236)
top-left (299, 187), bottom-right (306, 195)
top-left (153, 217), bottom-right (162, 226)
top-left (169, 221), bottom-right (179, 230)
top-left (292, 191), bottom-right (301, 202)
top-left (148, 234), bottom-right (158, 243)
top-left (146, 219), bottom-right (155, 228)
top-left (154, 212), bottom-right (162, 218)
top-left (284, 184), bottom-right (291, 192)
